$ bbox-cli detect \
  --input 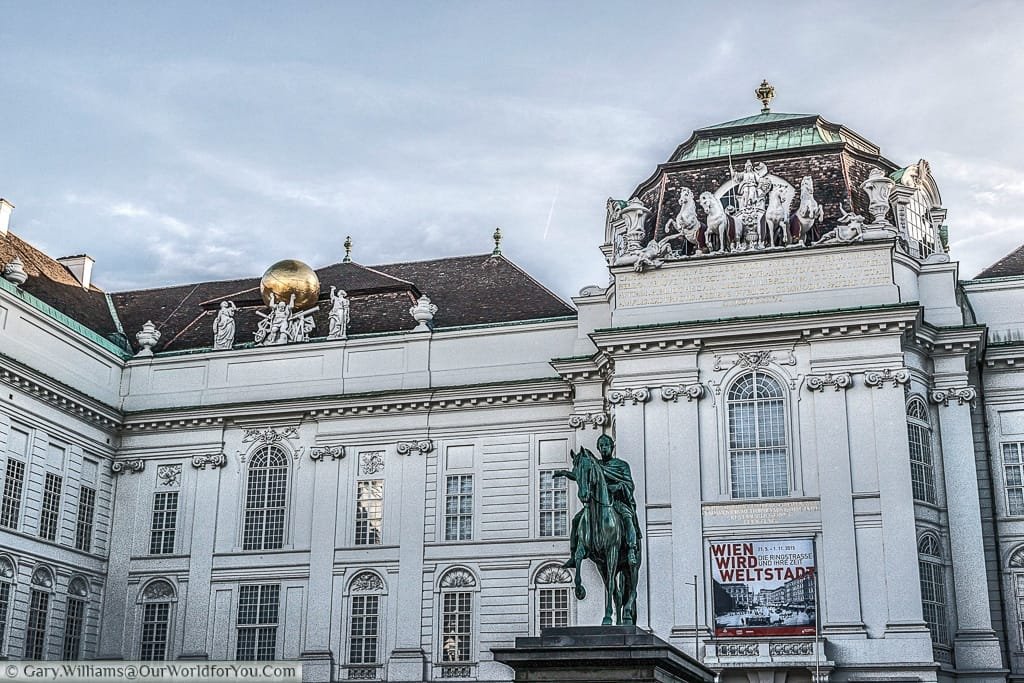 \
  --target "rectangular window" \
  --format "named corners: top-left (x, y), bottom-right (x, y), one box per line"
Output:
top-left (538, 587), bottom-right (569, 630)
top-left (236, 584), bottom-right (279, 661)
top-left (25, 589), bottom-right (49, 659)
top-left (1003, 443), bottom-right (1024, 516)
top-left (0, 582), bottom-right (10, 656)
top-left (348, 595), bottom-right (380, 664)
top-left (444, 475), bottom-right (473, 542)
top-left (140, 603), bottom-right (171, 661)
top-left (919, 560), bottom-right (948, 644)
top-left (355, 480), bottom-right (384, 546)
top-left (150, 491), bottom-right (178, 555)
top-left (62, 597), bottom-right (85, 660)
top-left (75, 487), bottom-right (96, 552)
top-left (0, 459), bottom-right (25, 529)
top-left (39, 473), bottom-right (63, 541)
top-left (539, 471), bottom-right (568, 537)
top-left (441, 592), bottom-right (472, 662)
